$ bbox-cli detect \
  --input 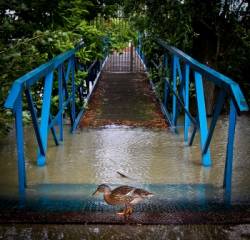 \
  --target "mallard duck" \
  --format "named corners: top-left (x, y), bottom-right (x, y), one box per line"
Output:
top-left (92, 184), bottom-right (154, 217)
